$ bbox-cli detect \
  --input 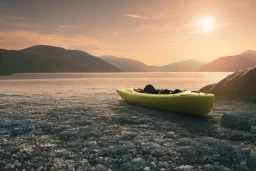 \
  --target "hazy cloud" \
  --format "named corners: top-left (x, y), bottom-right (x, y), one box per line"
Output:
top-left (0, 30), bottom-right (117, 56)
top-left (126, 14), bottom-right (154, 20)
top-left (112, 32), bottom-right (119, 36)
top-left (58, 25), bottom-right (75, 28)
top-left (0, 16), bottom-right (26, 20)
